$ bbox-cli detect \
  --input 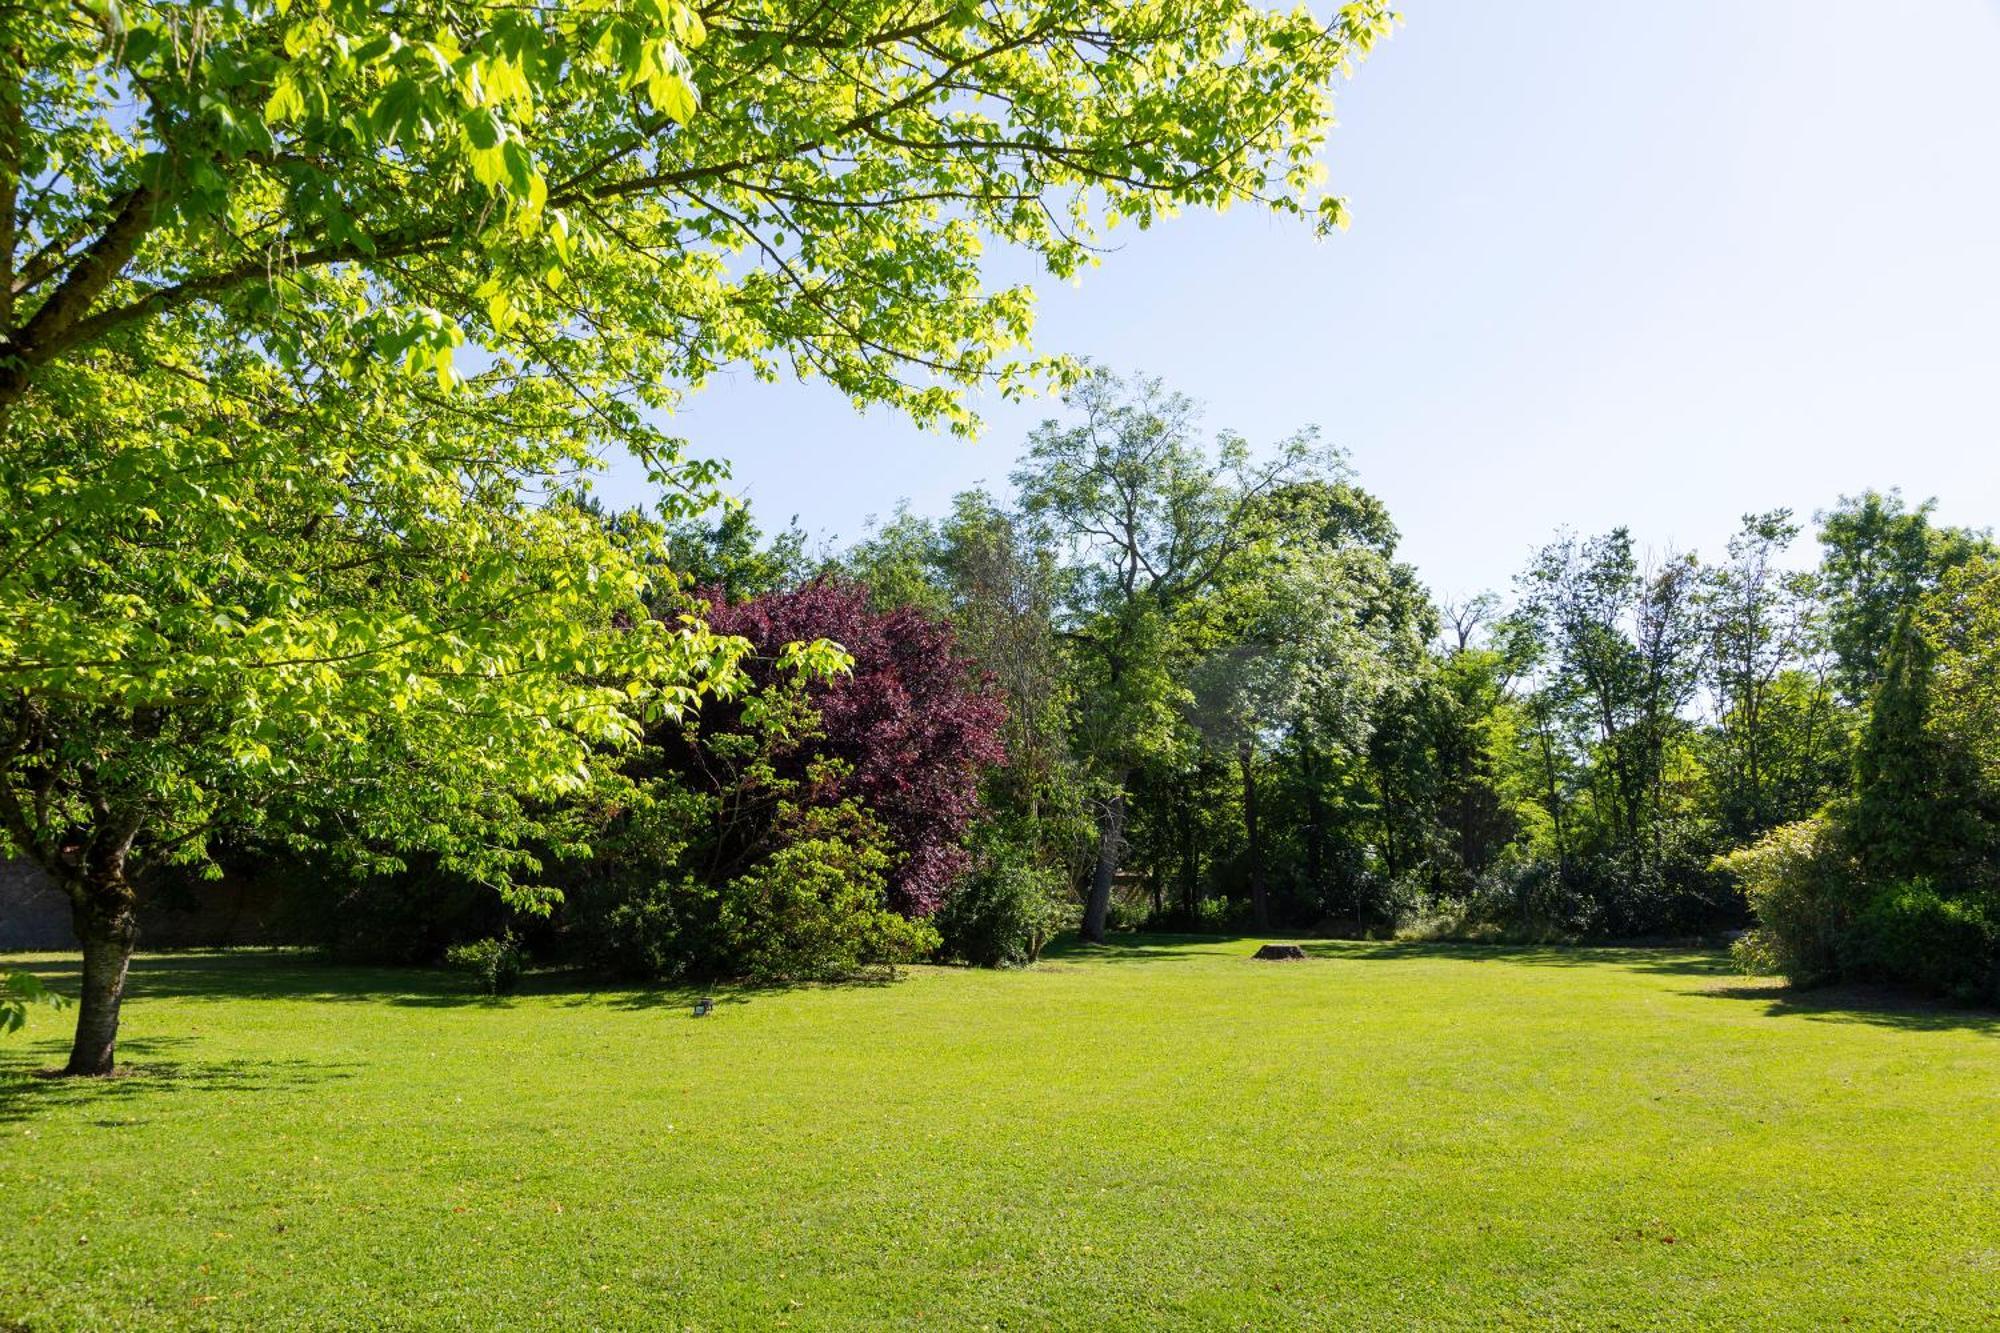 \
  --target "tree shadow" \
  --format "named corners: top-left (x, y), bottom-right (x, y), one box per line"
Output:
top-left (1684, 979), bottom-right (2000, 1034)
top-left (1324, 939), bottom-right (1737, 978)
top-left (6, 950), bottom-right (909, 1022)
top-left (12, 951), bottom-right (686, 1011)
top-left (581, 965), bottom-right (908, 1013)
top-left (0, 1035), bottom-right (361, 1125)
top-left (8, 950), bottom-right (491, 1008)
top-left (1037, 933), bottom-right (1737, 979)
top-left (1038, 932), bottom-right (1263, 964)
